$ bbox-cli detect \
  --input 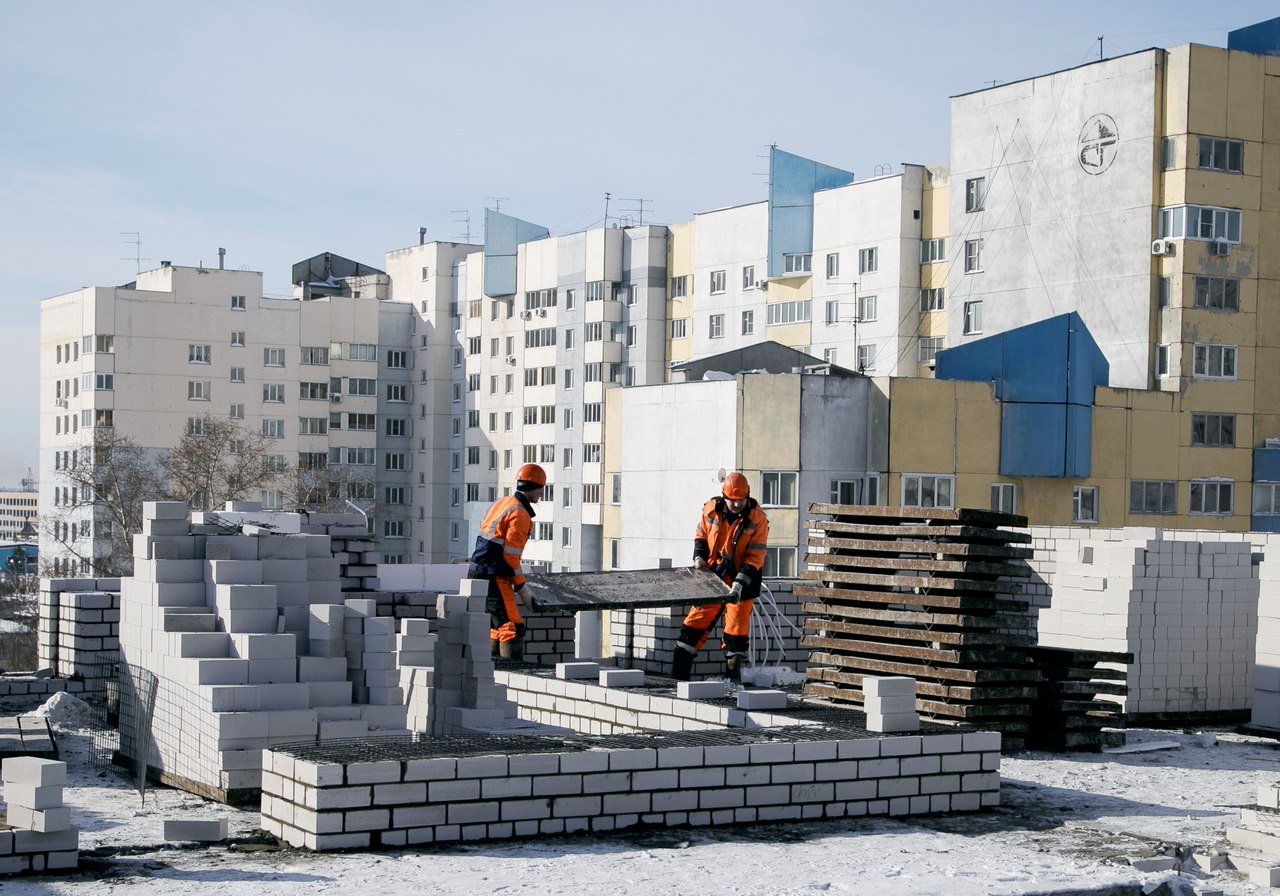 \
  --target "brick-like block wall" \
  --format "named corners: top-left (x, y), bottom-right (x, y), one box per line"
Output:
top-left (260, 727), bottom-right (1001, 851)
top-left (1252, 535), bottom-right (1280, 730)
